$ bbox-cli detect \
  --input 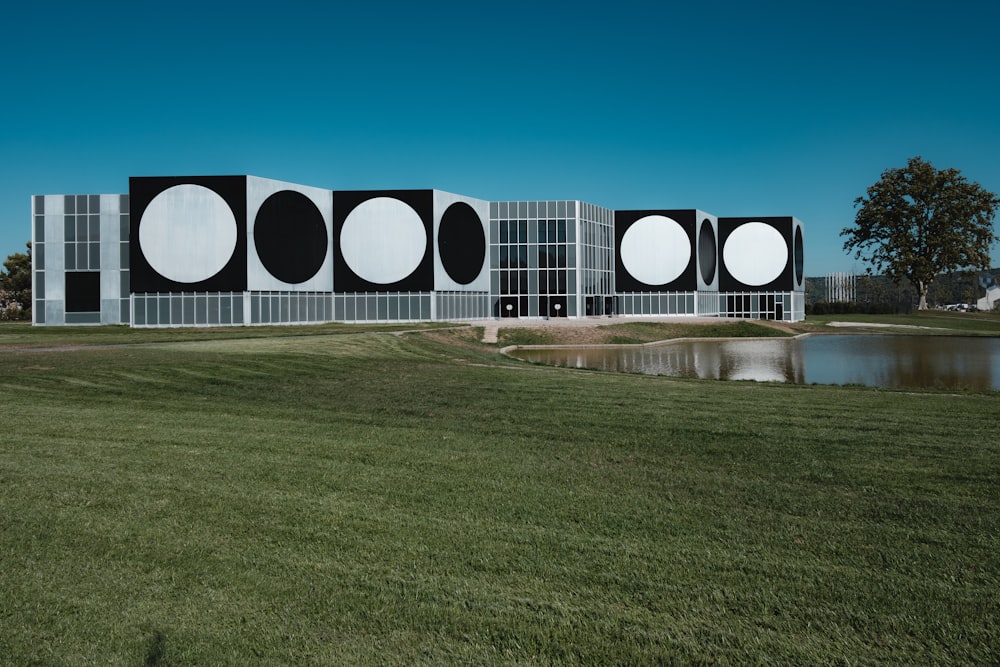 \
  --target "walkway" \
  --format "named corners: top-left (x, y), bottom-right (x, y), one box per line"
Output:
top-left (481, 324), bottom-right (499, 344)
top-left (471, 315), bottom-right (748, 344)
